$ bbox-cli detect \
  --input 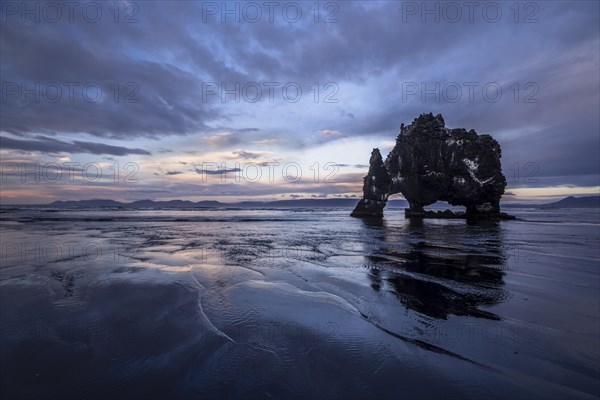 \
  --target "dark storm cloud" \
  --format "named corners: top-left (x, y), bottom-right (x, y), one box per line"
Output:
top-left (335, 164), bottom-right (368, 169)
top-left (0, 11), bottom-right (219, 139)
top-left (232, 151), bottom-right (263, 159)
top-left (1, 1), bottom-right (598, 191)
top-left (0, 135), bottom-right (150, 156)
top-left (499, 118), bottom-right (600, 186)
top-left (194, 167), bottom-right (242, 175)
